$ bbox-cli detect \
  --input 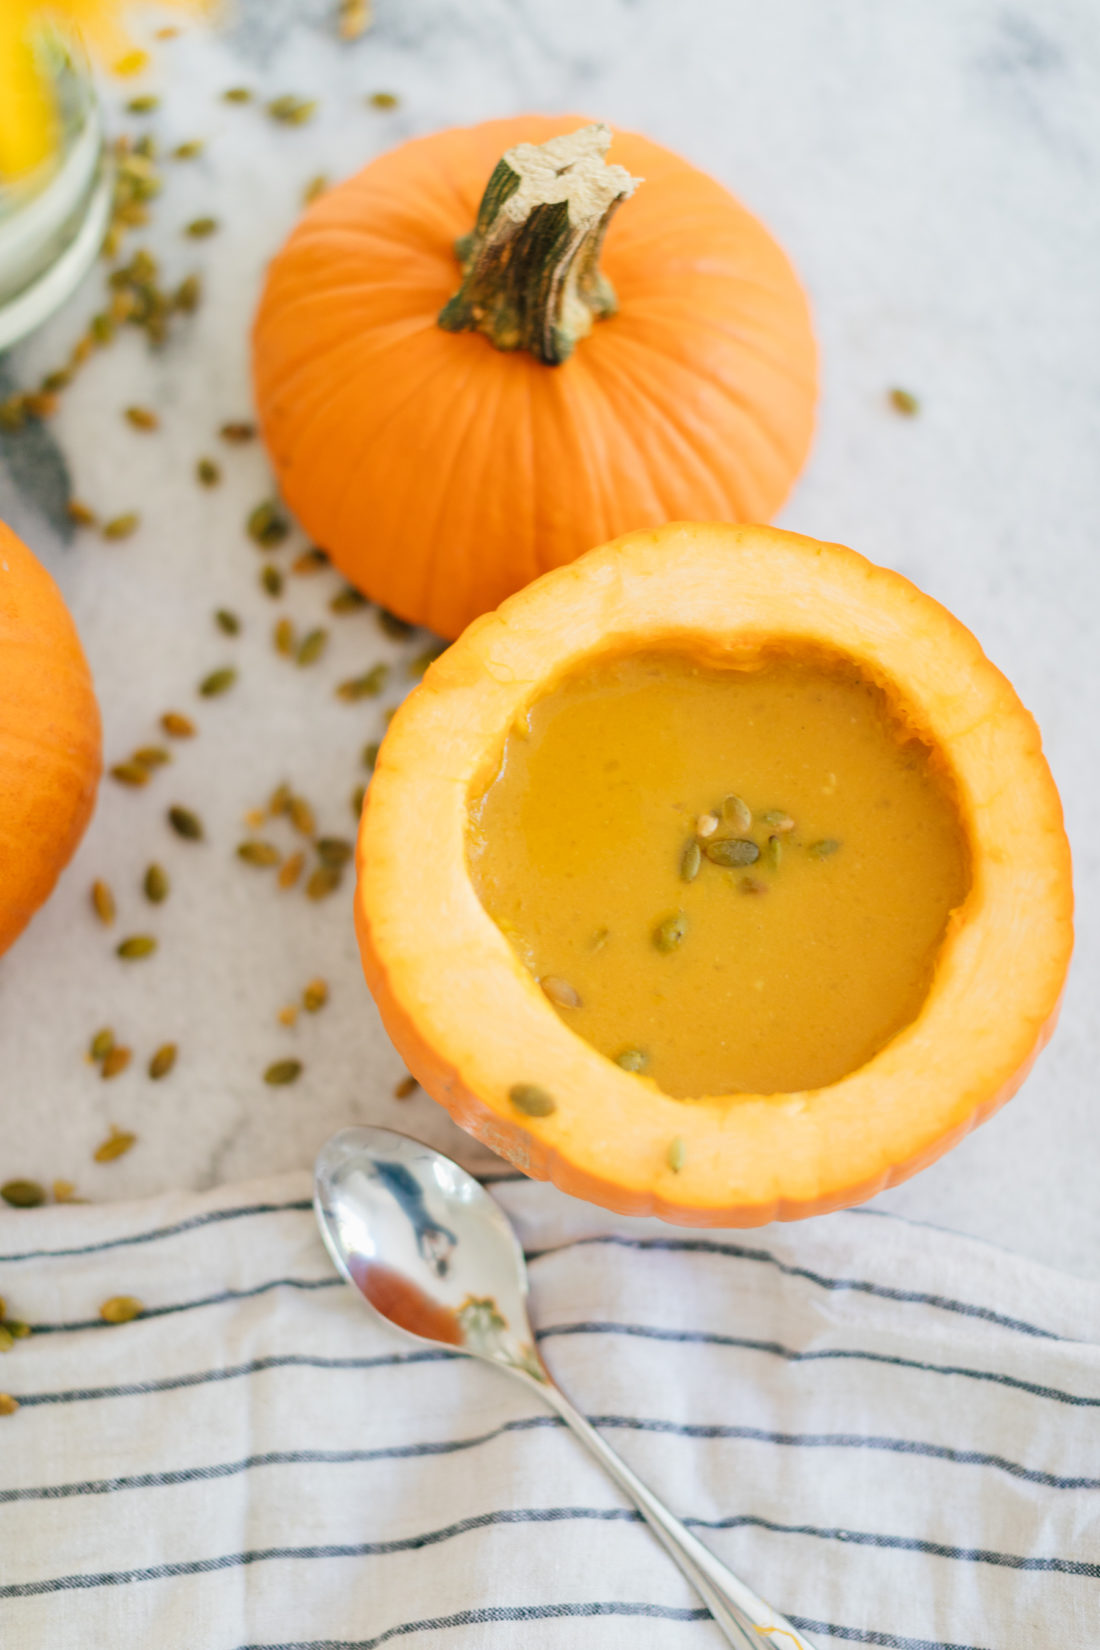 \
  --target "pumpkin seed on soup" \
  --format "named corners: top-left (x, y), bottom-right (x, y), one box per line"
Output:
top-left (760, 810), bottom-right (795, 832)
top-left (721, 794), bottom-right (752, 833)
top-left (509, 1083), bottom-right (556, 1117)
top-left (653, 913), bottom-right (688, 953)
top-left (695, 812), bottom-right (719, 838)
top-left (808, 838), bottom-right (841, 859)
top-left (765, 835), bottom-right (782, 872)
top-left (703, 837), bottom-right (759, 868)
top-left (614, 1047), bottom-right (649, 1073)
top-left (540, 975), bottom-right (581, 1009)
top-left (680, 839), bottom-right (702, 883)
